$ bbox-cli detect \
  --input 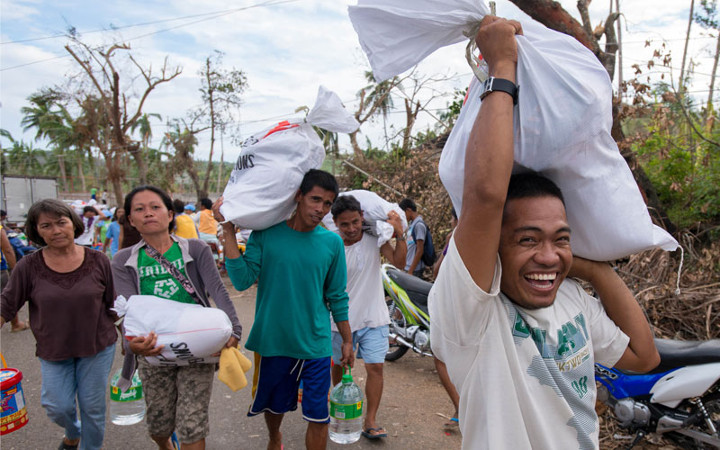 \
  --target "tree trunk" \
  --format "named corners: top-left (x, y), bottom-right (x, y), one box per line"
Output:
top-left (202, 92), bottom-right (216, 195)
top-left (679, 0), bottom-right (695, 95)
top-left (76, 152), bottom-right (87, 192)
top-left (217, 131), bottom-right (224, 193)
top-left (127, 143), bottom-right (148, 185)
top-left (57, 153), bottom-right (68, 191)
top-left (705, 32), bottom-right (720, 133)
top-left (349, 131), bottom-right (364, 157)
